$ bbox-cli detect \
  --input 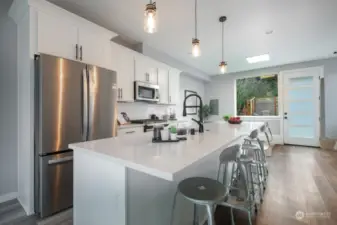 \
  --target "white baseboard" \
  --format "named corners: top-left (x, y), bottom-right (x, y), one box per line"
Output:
top-left (271, 135), bottom-right (283, 145)
top-left (258, 134), bottom-right (283, 145)
top-left (17, 196), bottom-right (35, 216)
top-left (0, 192), bottom-right (18, 204)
